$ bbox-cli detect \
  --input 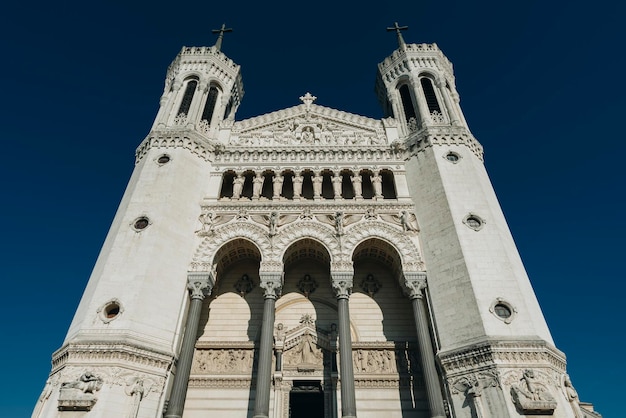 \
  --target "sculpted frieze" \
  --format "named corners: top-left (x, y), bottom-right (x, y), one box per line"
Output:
top-left (231, 103), bottom-right (387, 148)
top-left (192, 349), bottom-right (254, 374)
